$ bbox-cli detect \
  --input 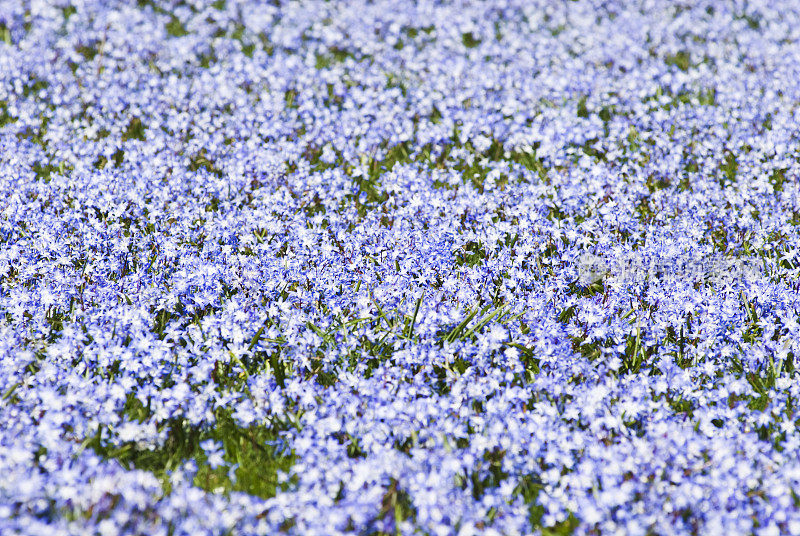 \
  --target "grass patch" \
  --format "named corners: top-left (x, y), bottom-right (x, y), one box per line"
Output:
top-left (87, 402), bottom-right (293, 498)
